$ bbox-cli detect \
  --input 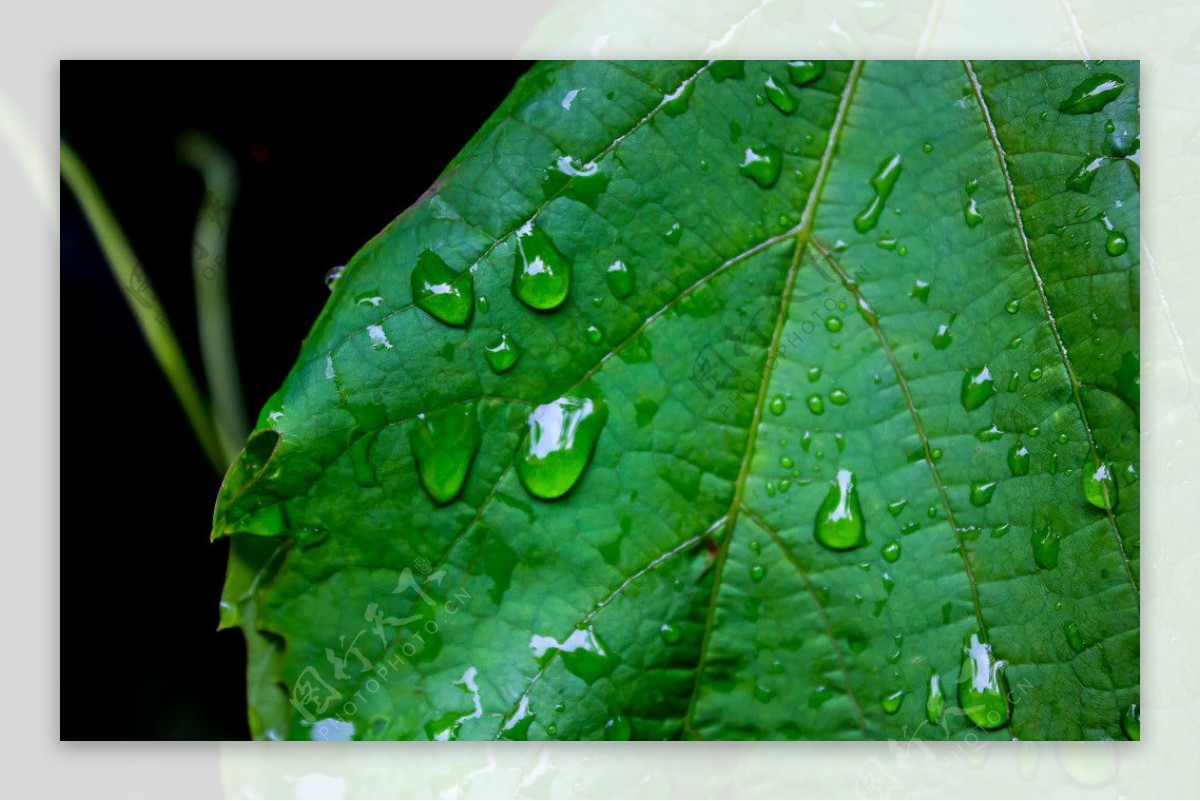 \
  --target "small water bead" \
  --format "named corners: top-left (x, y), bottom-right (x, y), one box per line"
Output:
top-left (806, 394), bottom-right (825, 415)
top-left (1005, 298), bottom-right (1021, 314)
top-left (1121, 703), bottom-right (1140, 741)
top-left (814, 468), bottom-right (867, 550)
top-left (882, 541), bottom-right (901, 563)
top-left (780, 455), bottom-right (794, 469)
top-left (898, 245), bottom-right (908, 256)
top-left (807, 366), bottom-right (822, 383)
top-left (1008, 443), bottom-right (1031, 476)
top-left (484, 332), bottom-right (521, 373)
top-left (356, 291), bottom-right (383, 307)
top-left (1057, 433), bottom-right (1068, 444)
top-left (977, 425), bottom-right (1004, 442)
top-left (786, 60), bottom-right (825, 86)
top-left (928, 505), bottom-right (938, 519)
top-left (931, 321), bottom-right (954, 350)
top-left (750, 564), bottom-right (766, 582)
top-left (961, 366), bottom-right (997, 411)
top-left (800, 431), bottom-right (813, 452)
top-left (663, 222), bottom-right (683, 245)
top-left (1106, 230), bottom-right (1129, 256)
top-left (1008, 335), bottom-right (1023, 350)
top-left (1081, 456), bottom-right (1119, 510)
top-left (1059, 72), bottom-right (1125, 115)
top-left (325, 264), bottom-right (345, 289)
top-left (516, 392), bottom-right (609, 500)
top-left (604, 714), bottom-right (632, 740)
top-left (1049, 452), bottom-right (1059, 474)
top-left (881, 690), bottom-right (905, 715)
top-left (1028, 366), bottom-right (1043, 382)
top-left (662, 79), bottom-right (694, 117)
top-left (1067, 154), bottom-right (1106, 193)
top-left (769, 396), bottom-right (786, 415)
top-left (476, 295), bottom-right (490, 314)
top-left (829, 388), bottom-right (851, 406)
top-left (710, 60), bottom-right (745, 81)
top-left (930, 448), bottom-right (943, 462)
top-left (926, 673), bottom-right (945, 724)
top-left (763, 74), bottom-right (798, 114)
top-left (992, 524), bottom-right (1010, 539)
top-left (877, 237), bottom-right (898, 251)
top-left (834, 433), bottom-right (846, 453)
top-left (739, 145), bottom-right (783, 188)
top-left (910, 279), bottom-right (931, 303)
top-left (958, 633), bottom-right (1011, 730)
top-left (963, 198), bottom-right (985, 228)
top-left (542, 154), bottom-right (611, 208)
top-left (1031, 525), bottom-right (1062, 569)
top-left (512, 223), bottom-right (571, 311)
top-left (1027, 425), bottom-right (1040, 437)
top-left (412, 249), bottom-right (474, 326)
top-left (970, 481), bottom-right (997, 507)
top-left (1064, 621), bottom-right (1085, 653)
top-left (604, 260), bottom-right (634, 299)
top-left (901, 521), bottom-right (920, 535)
top-left (923, 142), bottom-right (934, 153)
top-left (887, 499), bottom-right (908, 517)
top-left (853, 154), bottom-right (903, 233)
top-left (409, 403), bottom-right (482, 505)
top-left (765, 480), bottom-right (777, 497)
top-left (966, 178), bottom-right (979, 195)
top-left (825, 316), bottom-right (843, 333)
